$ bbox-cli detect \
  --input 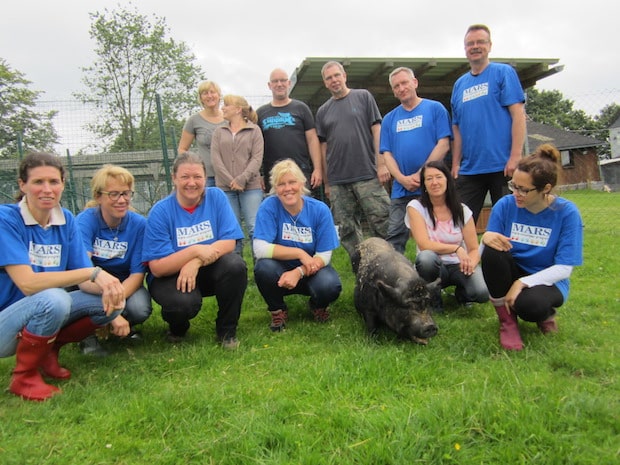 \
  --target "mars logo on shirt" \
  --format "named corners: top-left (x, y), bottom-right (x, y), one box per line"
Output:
top-left (462, 83), bottom-right (489, 102)
top-left (262, 112), bottom-right (295, 130)
top-left (93, 238), bottom-right (128, 259)
top-left (29, 241), bottom-right (62, 267)
top-left (510, 222), bottom-right (551, 247)
top-left (396, 115), bottom-right (423, 133)
top-left (176, 221), bottom-right (214, 246)
top-left (282, 223), bottom-right (313, 243)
